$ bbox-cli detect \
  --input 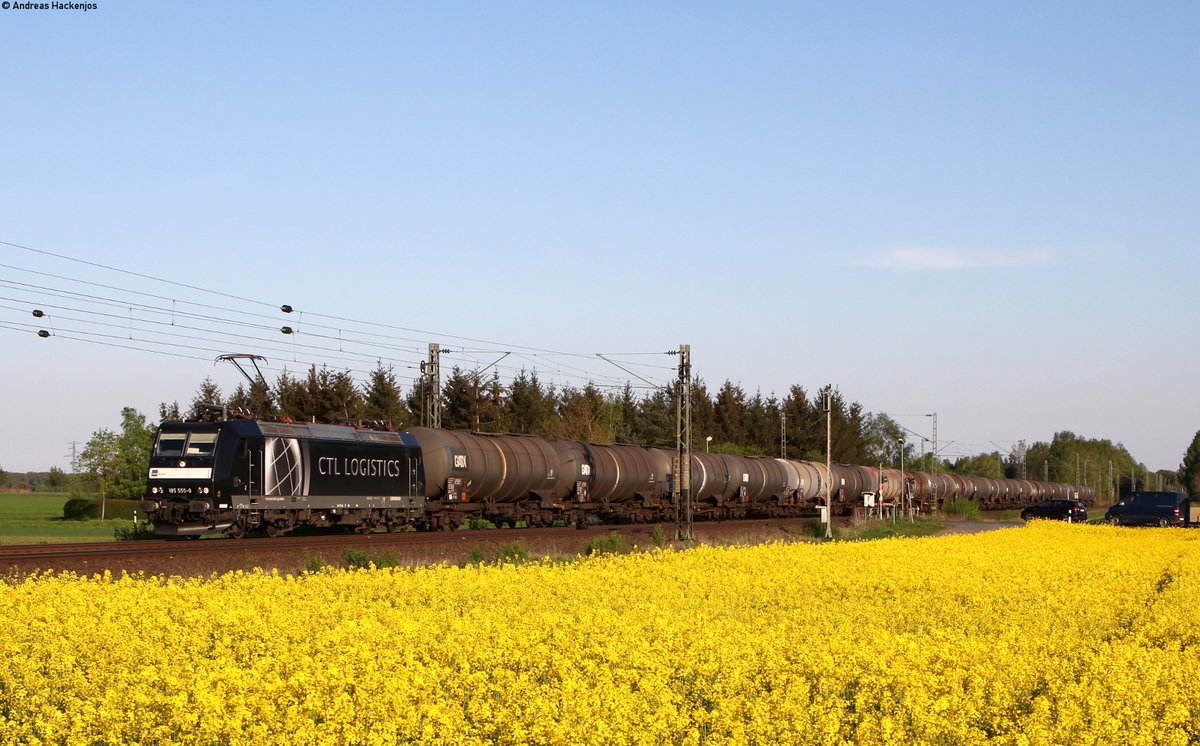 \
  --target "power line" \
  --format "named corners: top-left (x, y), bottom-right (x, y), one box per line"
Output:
top-left (1, 239), bottom-right (669, 365)
top-left (1, 239), bottom-right (676, 395)
top-left (1, 240), bottom-right (277, 309)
